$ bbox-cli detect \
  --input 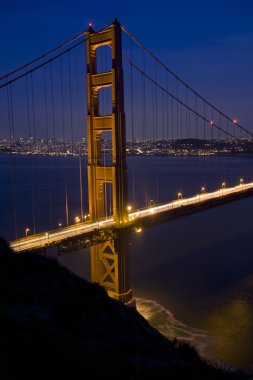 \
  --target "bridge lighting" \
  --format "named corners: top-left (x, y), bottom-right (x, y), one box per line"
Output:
top-left (88, 22), bottom-right (92, 27)
top-left (178, 192), bottom-right (182, 199)
top-left (222, 182), bottom-right (226, 189)
top-left (127, 205), bottom-right (132, 211)
top-left (210, 120), bottom-right (214, 125)
top-left (75, 216), bottom-right (80, 223)
top-left (25, 228), bottom-right (30, 237)
top-left (233, 119), bottom-right (237, 124)
top-left (240, 178), bottom-right (244, 185)
top-left (201, 187), bottom-right (206, 193)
